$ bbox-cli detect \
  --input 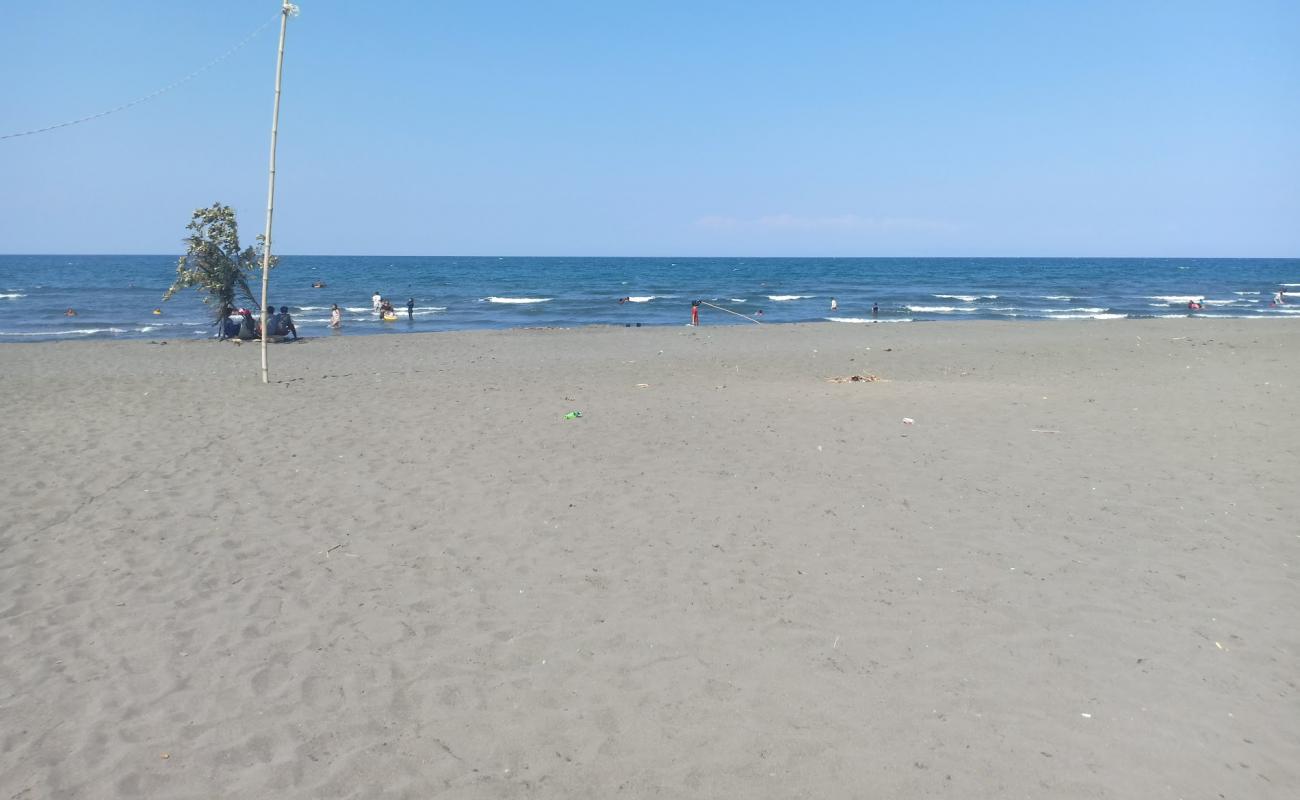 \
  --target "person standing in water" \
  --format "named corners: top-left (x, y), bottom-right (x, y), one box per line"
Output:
top-left (329, 304), bottom-right (342, 329)
top-left (872, 303), bottom-right (879, 317)
top-left (406, 297), bottom-right (415, 320)
top-left (830, 298), bottom-right (838, 311)
top-left (691, 300), bottom-right (700, 326)
top-left (372, 291), bottom-right (382, 312)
